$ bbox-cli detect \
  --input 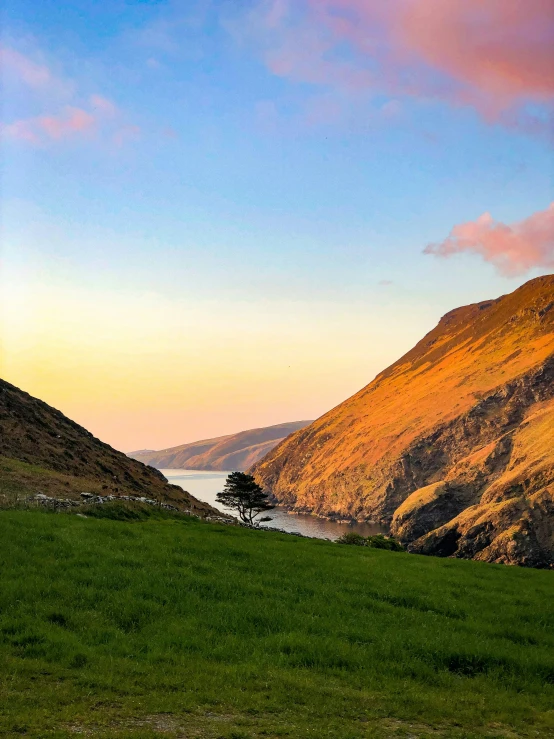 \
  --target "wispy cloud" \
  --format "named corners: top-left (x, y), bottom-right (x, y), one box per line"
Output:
top-left (424, 203), bottom-right (554, 276)
top-left (1, 45), bottom-right (140, 147)
top-left (39, 107), bottom-right (96, 140)
top-left (90, 94), bottom-right (118, 117)
top-left (0, 46), bottom-right (52, 89)
top-left (2, 96), bottom-right (128, 146)
top-left (0, 43), bottom-right (74, 100)
top-left (239, 0), bottom-right (554, 135)
top-left (2, 119), bottom-right (41, 145)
